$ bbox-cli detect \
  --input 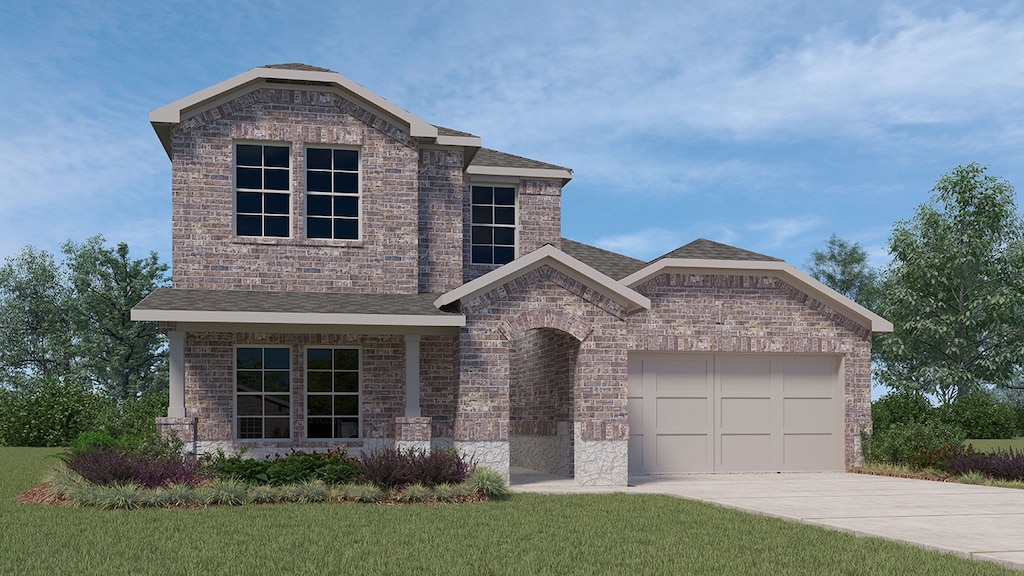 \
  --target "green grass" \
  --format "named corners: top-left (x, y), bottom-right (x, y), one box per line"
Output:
top-left (967, 437), bottom-right (1024, 453)
top-left (2, 448), bottom-right (1018, 575)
